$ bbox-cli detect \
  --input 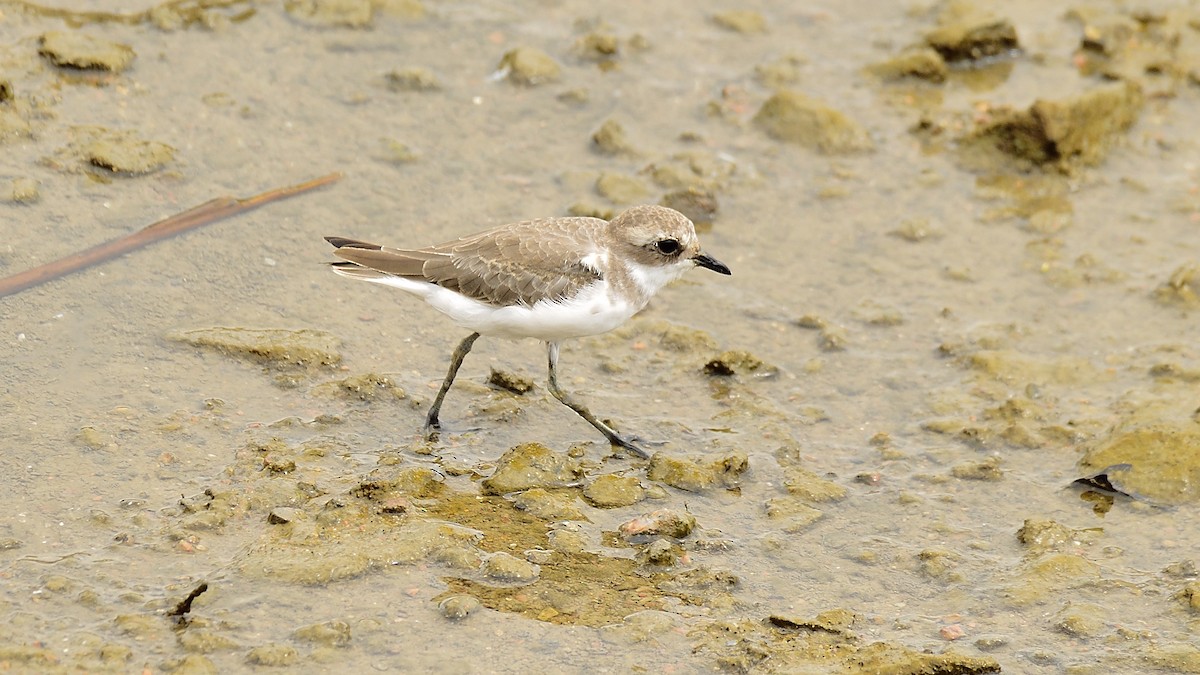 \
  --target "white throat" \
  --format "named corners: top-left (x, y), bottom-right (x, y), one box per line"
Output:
top-left (625, 259), bottom-right (692, 297)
